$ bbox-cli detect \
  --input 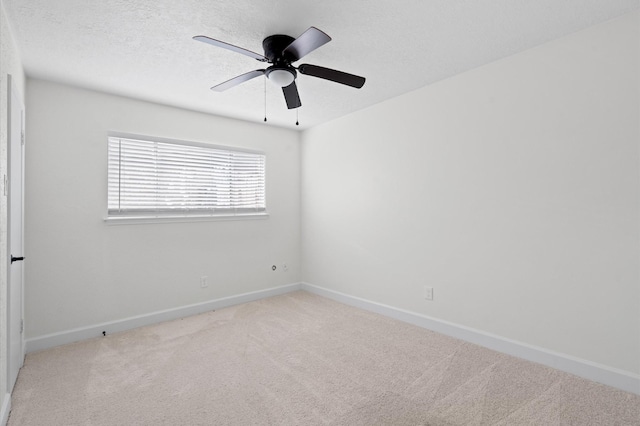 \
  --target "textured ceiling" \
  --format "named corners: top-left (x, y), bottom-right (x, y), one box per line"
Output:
top-left (3, 0), bottom-right (639, 130)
